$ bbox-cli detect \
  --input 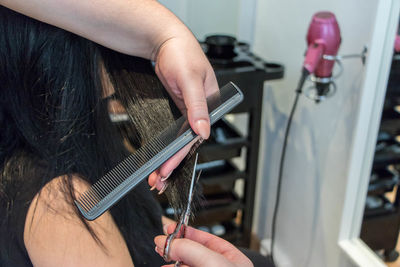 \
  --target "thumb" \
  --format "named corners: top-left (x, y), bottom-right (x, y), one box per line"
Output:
top-left (154, 235), bottom-right (228, 267)
top-left (179, 75), bottom-right (210, 139)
